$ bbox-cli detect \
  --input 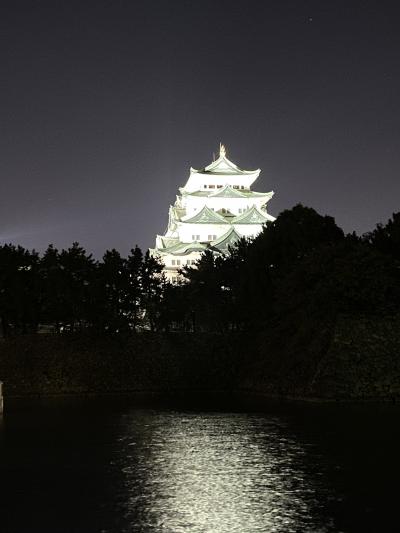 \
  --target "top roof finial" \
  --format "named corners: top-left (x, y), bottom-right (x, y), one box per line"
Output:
top-left (219, 143), bottom-right (226, 158)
